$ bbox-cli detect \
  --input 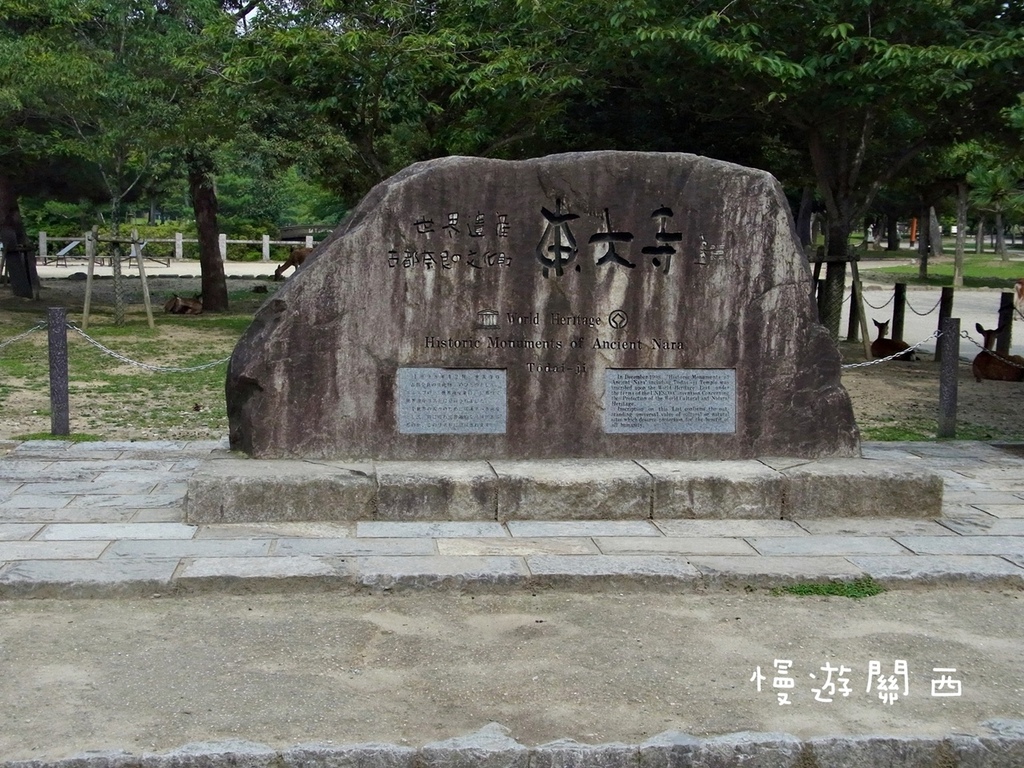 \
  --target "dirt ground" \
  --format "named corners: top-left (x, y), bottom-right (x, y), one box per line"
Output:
top-left (0, 589), bottom-right (1022, 760)
top-left (1, 276), bottom-right (1023, 442)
